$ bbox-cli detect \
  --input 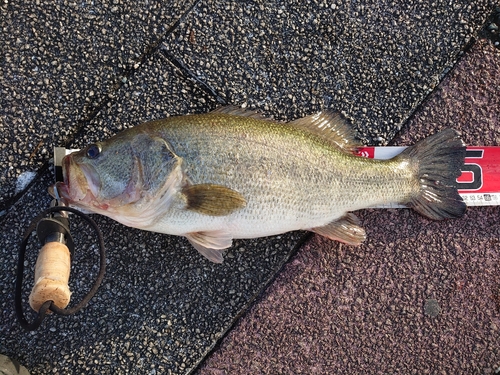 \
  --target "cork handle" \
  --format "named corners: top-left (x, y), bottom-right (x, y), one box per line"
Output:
top-left (29, 242), bottom-right (72, 312)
